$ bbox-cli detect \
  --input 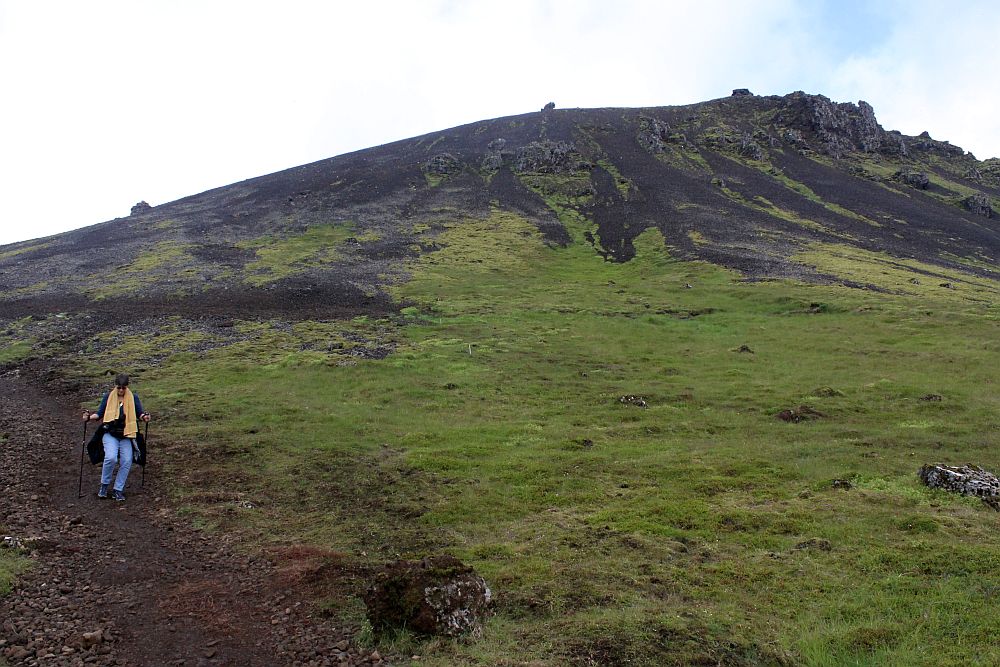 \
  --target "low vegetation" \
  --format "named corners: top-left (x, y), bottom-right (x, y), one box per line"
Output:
top-left (66, 208), bottom-right (1000, 665)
